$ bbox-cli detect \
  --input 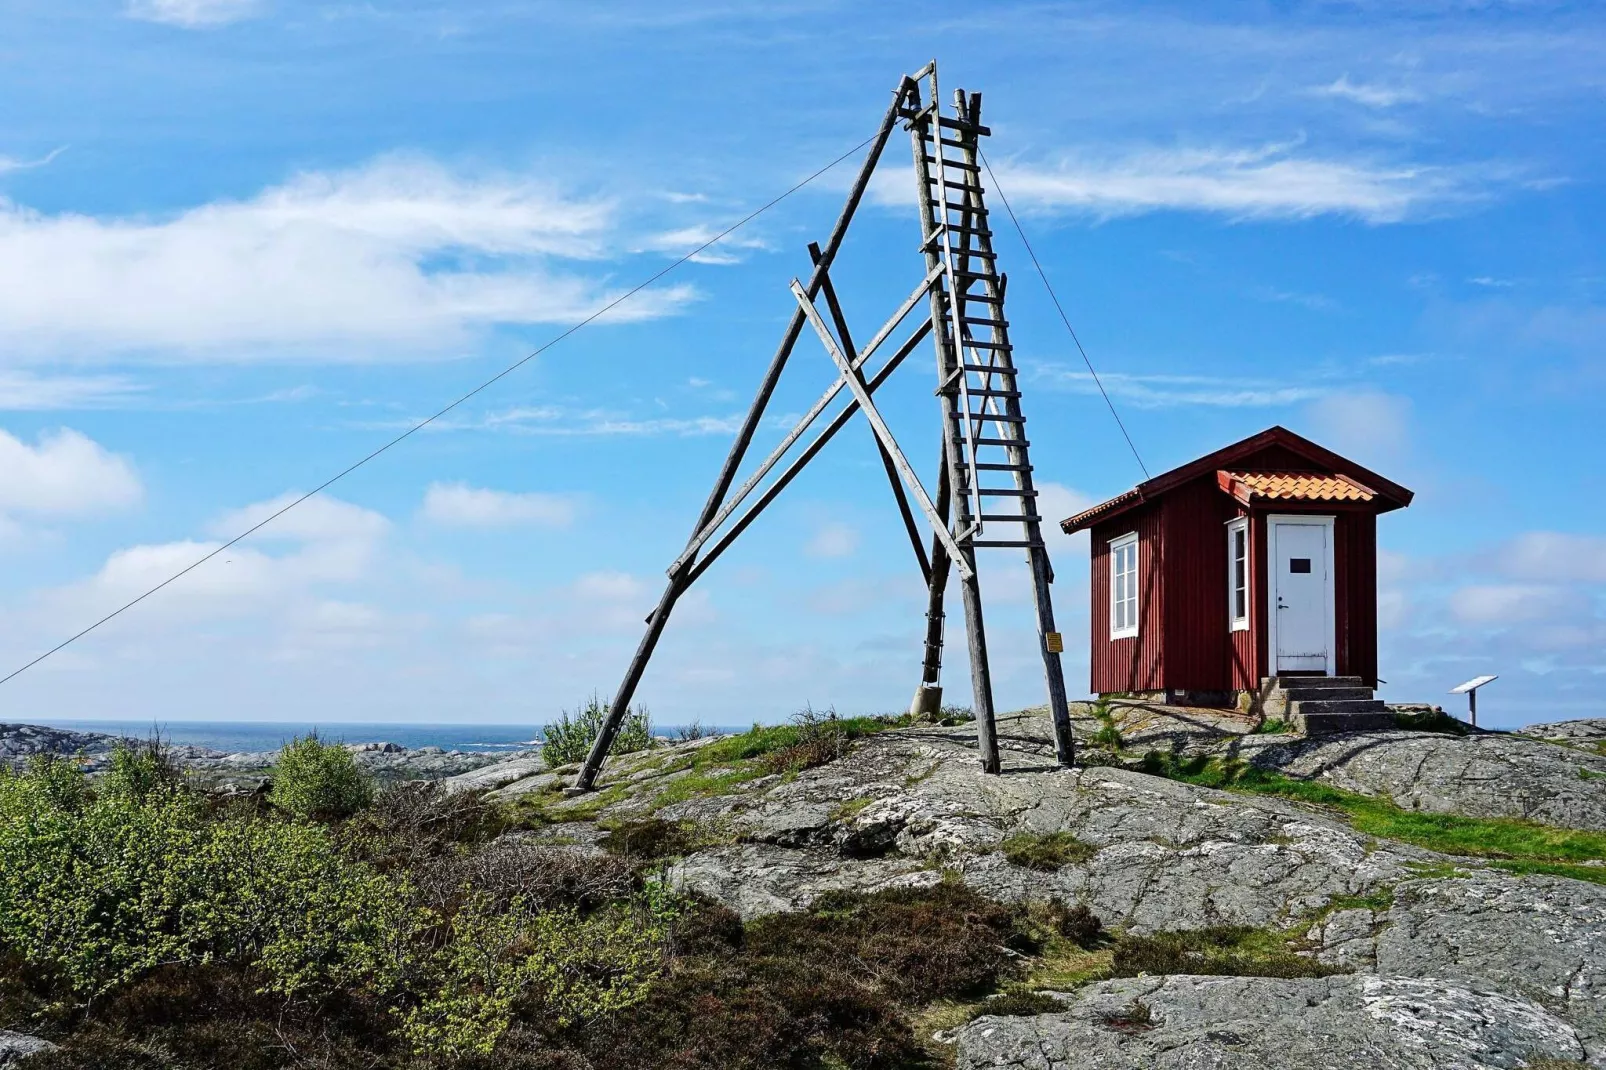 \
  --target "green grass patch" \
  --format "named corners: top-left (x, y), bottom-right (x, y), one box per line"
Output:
top-left (1109, 925), bottom-right (1340, 980)
top-left (1393, 707), bottom-right (1471, 735)
top-left (1139, 752), bottom-right (1606, 883)
top-left (1000, 831), bottom-right (1098, 871)
top-left (648, 710), bottom-right (916, 810)
top-left (1251, 718), bottom-right (1292, 735)
top-left (1323, 889), bottom-right (1396, 913)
